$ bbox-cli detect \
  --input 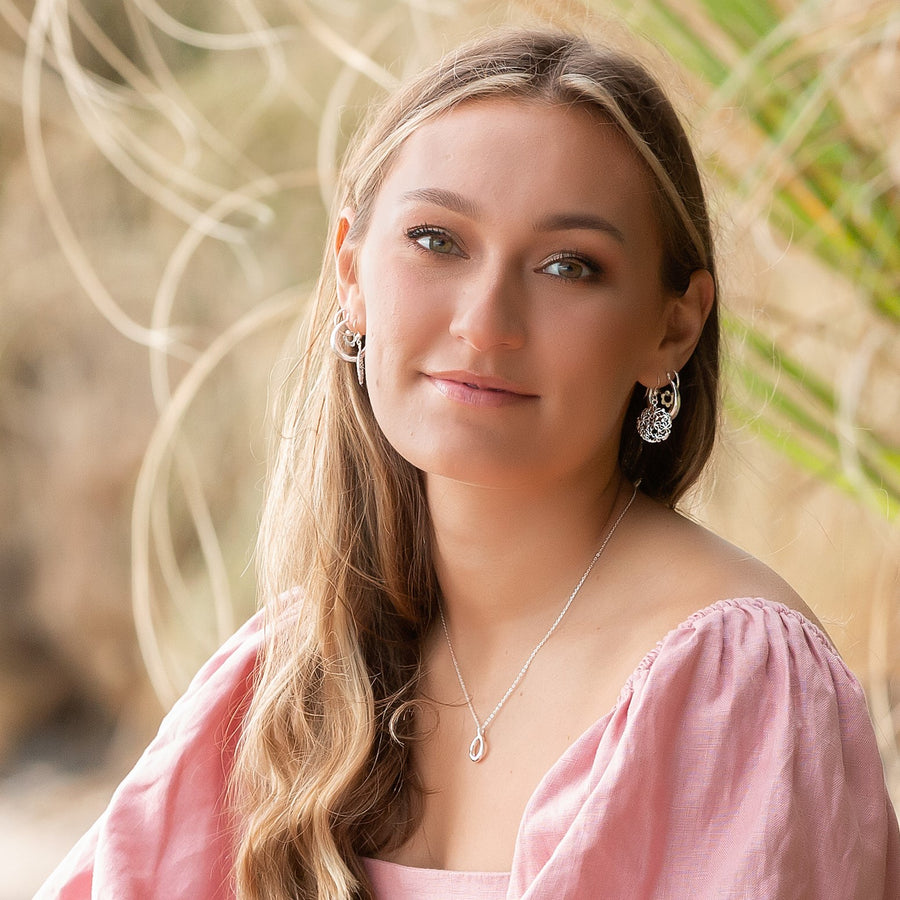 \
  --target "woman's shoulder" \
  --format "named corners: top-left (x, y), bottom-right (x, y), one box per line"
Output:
top-left (613, 500), bottom-right (858, 712)
top-left (623, 493), bottom-right (824, 640)
top-left (611, 508), bottom-right (872, 755)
